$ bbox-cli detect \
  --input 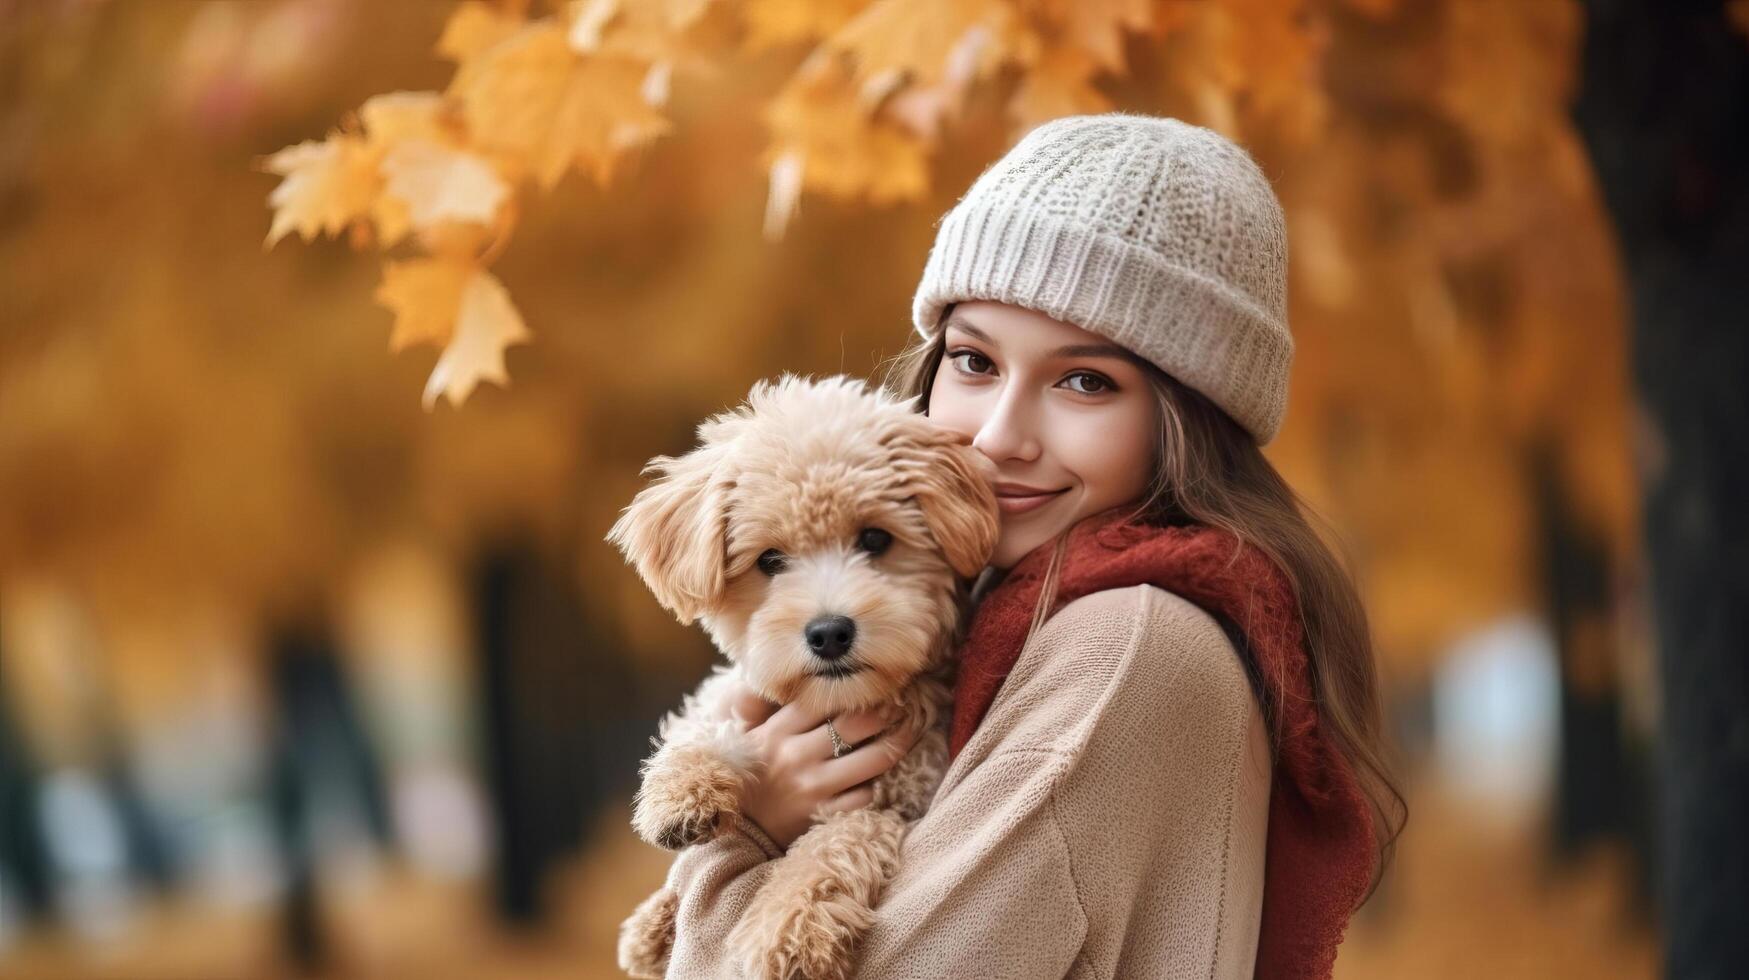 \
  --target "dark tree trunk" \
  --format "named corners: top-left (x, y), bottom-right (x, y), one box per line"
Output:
top-left (1571, 3), bottom-right (1749, 977)
top-left (470, 534), bottom-right (649, 928)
